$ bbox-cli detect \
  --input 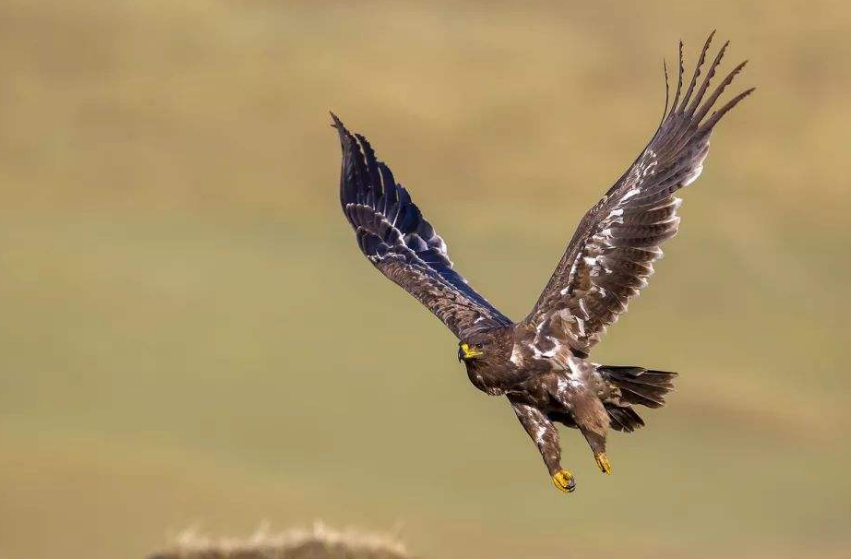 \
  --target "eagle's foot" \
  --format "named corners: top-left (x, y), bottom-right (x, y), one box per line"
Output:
top-left (552, 469), bottom-right (576, 493)
top-left (595, 452), bottom-right (612, 475)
